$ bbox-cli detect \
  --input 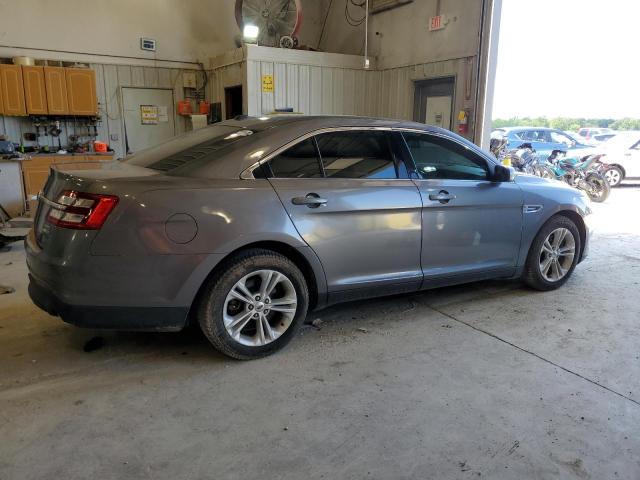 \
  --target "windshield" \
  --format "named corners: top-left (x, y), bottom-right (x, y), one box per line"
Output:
top-left (124, 125), bottom-right (255, 172)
